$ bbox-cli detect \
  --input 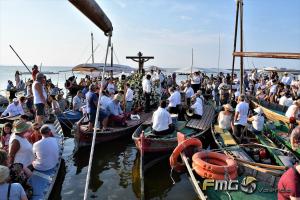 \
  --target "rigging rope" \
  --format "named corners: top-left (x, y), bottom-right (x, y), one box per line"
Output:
top-left (83, 35), bottom-right (111, 200)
